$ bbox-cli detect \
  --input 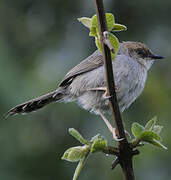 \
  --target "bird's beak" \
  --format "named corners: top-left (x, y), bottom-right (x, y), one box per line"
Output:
top-left (150, 54), bottom-right (164, 60)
